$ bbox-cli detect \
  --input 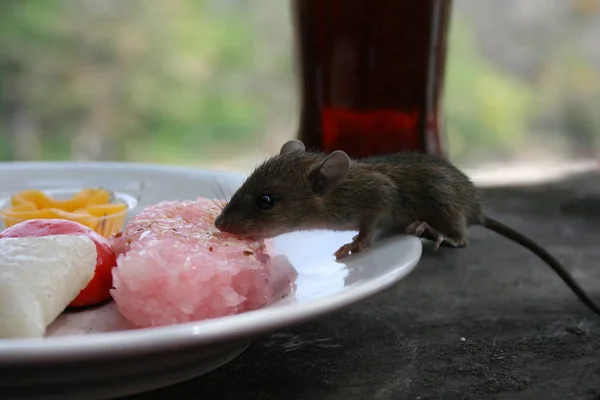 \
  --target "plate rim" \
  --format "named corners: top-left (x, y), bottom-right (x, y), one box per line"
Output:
top-left (0, 161), bottom-right (422, 362)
